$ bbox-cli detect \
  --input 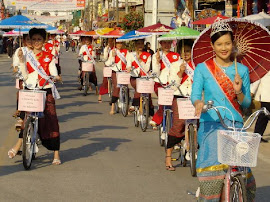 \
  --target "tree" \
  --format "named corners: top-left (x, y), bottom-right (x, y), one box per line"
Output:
top-left (120, 11), bottom-right (144, 32)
